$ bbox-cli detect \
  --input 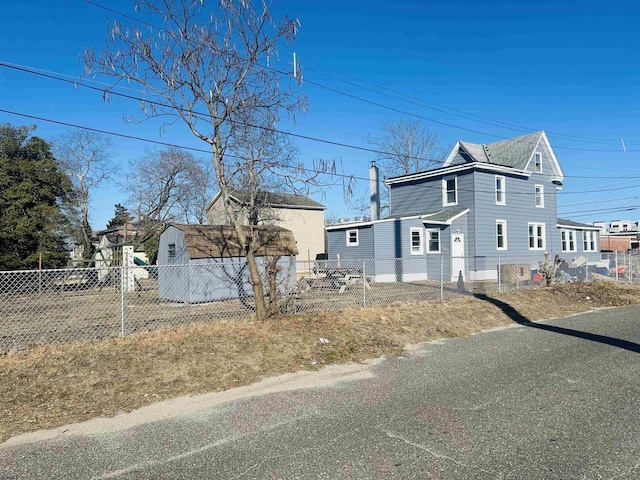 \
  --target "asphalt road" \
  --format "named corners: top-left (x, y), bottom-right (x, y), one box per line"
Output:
top-left (1, 305), bottom-right (640, 479)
